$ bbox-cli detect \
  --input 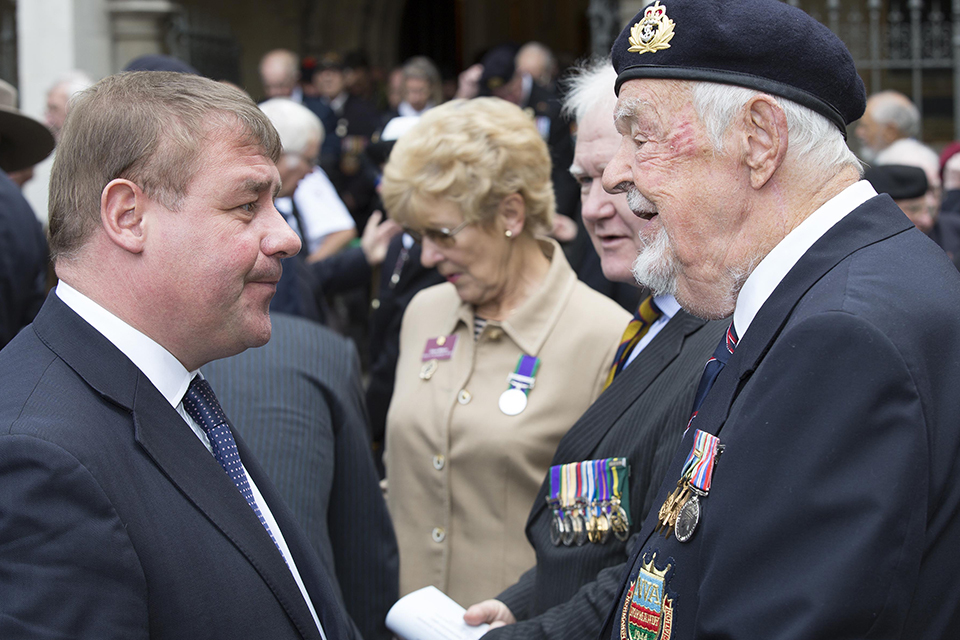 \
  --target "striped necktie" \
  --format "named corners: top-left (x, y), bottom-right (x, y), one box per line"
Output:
top-left (685, 321), bottom-right (738, 432)
top-left (603, 295), bottom-right (663, 390)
